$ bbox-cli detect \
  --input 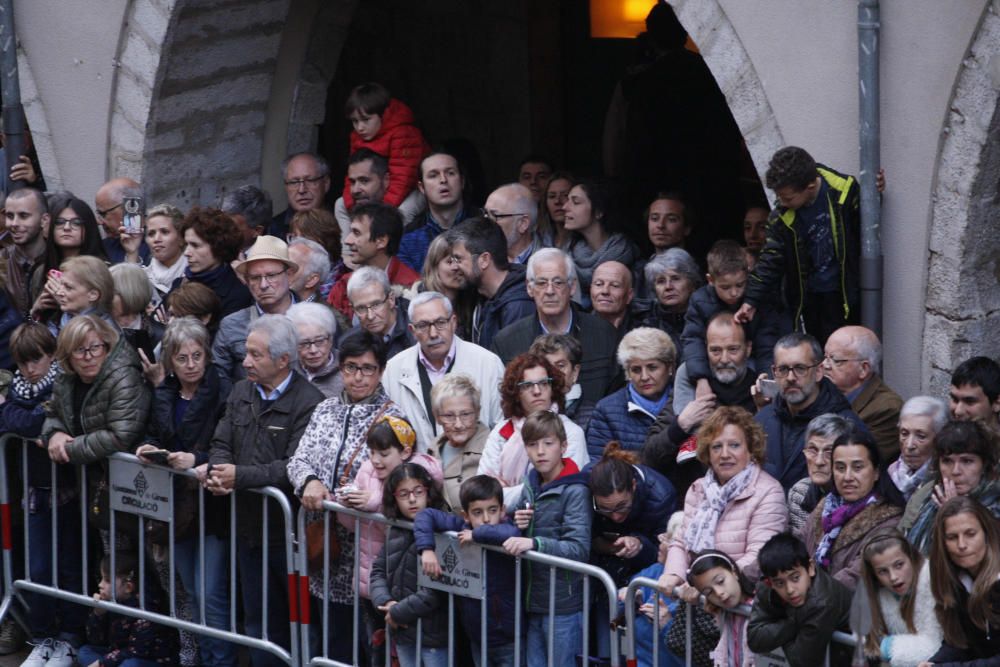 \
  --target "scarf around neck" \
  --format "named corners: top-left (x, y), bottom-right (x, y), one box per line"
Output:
top-left (815, 491), bottom-right (877, 567)
top-left (145, 255), bottom-right (188, 295)
top-left (569, 233), bottom-right (635, 286)
top-left (685, 461), bottom-right (758, 554)
top-left (628, 383), bottom-right (669, 417)
top-left (12, 360), bottom-right (61, 400)
top-left (888, 458), bottom-right (931, 499)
